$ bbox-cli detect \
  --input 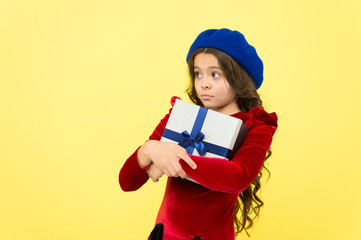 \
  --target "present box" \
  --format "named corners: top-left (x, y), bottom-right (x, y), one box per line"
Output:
top-left (160, 99), bottom-right (248, 181)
